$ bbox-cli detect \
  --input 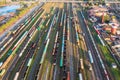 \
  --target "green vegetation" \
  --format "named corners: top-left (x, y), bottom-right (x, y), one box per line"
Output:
top-left (112, 16), bottom-right (116, 19)
top-left (83, 7), bottom-right (120, 79)
top-left (8, 9), bottom-right (44, 80)
top-left (103, 14), bottom-right (110, 23)
top-left (39, 9), bottom-right (59, 79)
top-left (0, 3), bottom-right (37, 33)
top-left (24, 8), bottom-right (56, 79)
top-left (0, 9), bottom-right (43, 63)
top-left (88, 21), bottom-right (120, 80)
top-left (0, 0), bottom-right (7, 5)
